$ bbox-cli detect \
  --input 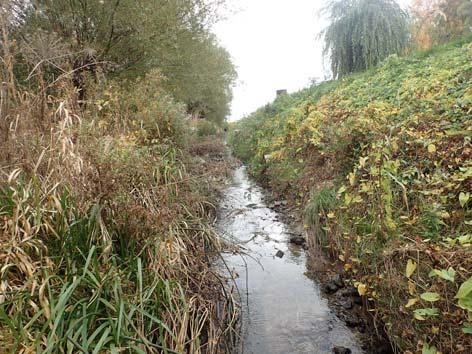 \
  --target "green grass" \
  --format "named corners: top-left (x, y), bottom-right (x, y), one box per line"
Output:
top-left (304, 188), bottom-right (337, 249)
